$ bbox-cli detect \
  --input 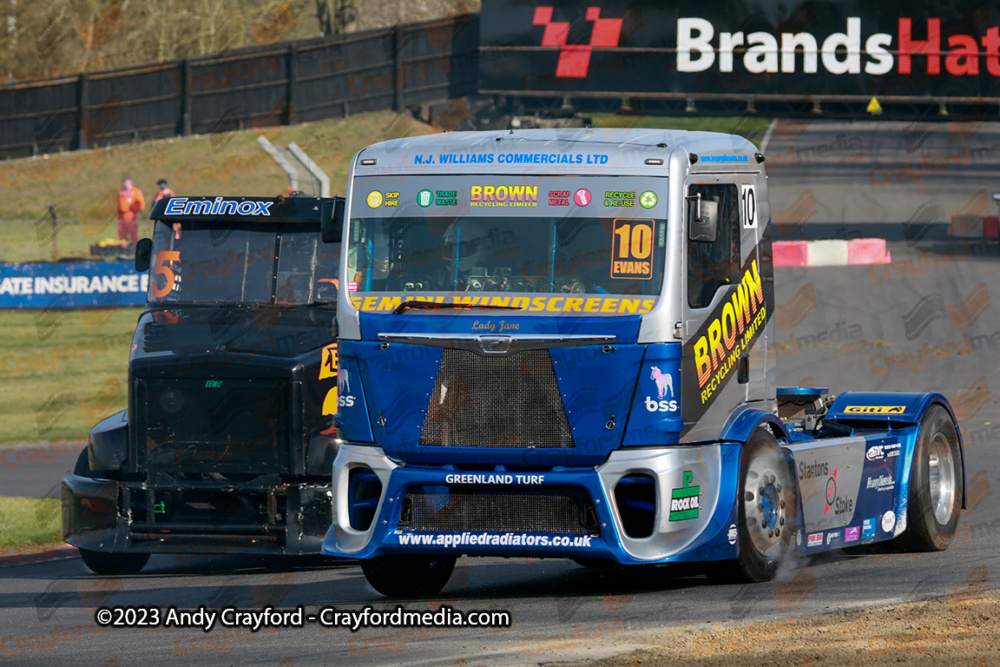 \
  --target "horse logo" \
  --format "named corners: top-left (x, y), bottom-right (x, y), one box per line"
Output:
top-left (650, 366), bottom-right (673, 399)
